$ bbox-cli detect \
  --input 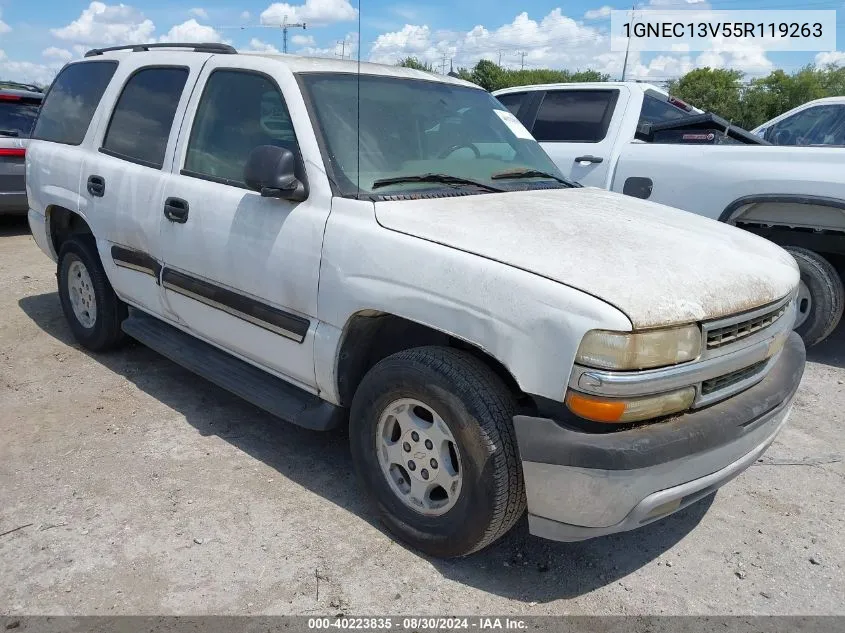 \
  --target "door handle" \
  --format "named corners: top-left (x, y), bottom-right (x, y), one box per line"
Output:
top-left (574, 155), bottom-right (604, 164)
top-left (164, 197), bottom-right (189, 223)
top-left (87, 175), bottom-right (105, 197)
